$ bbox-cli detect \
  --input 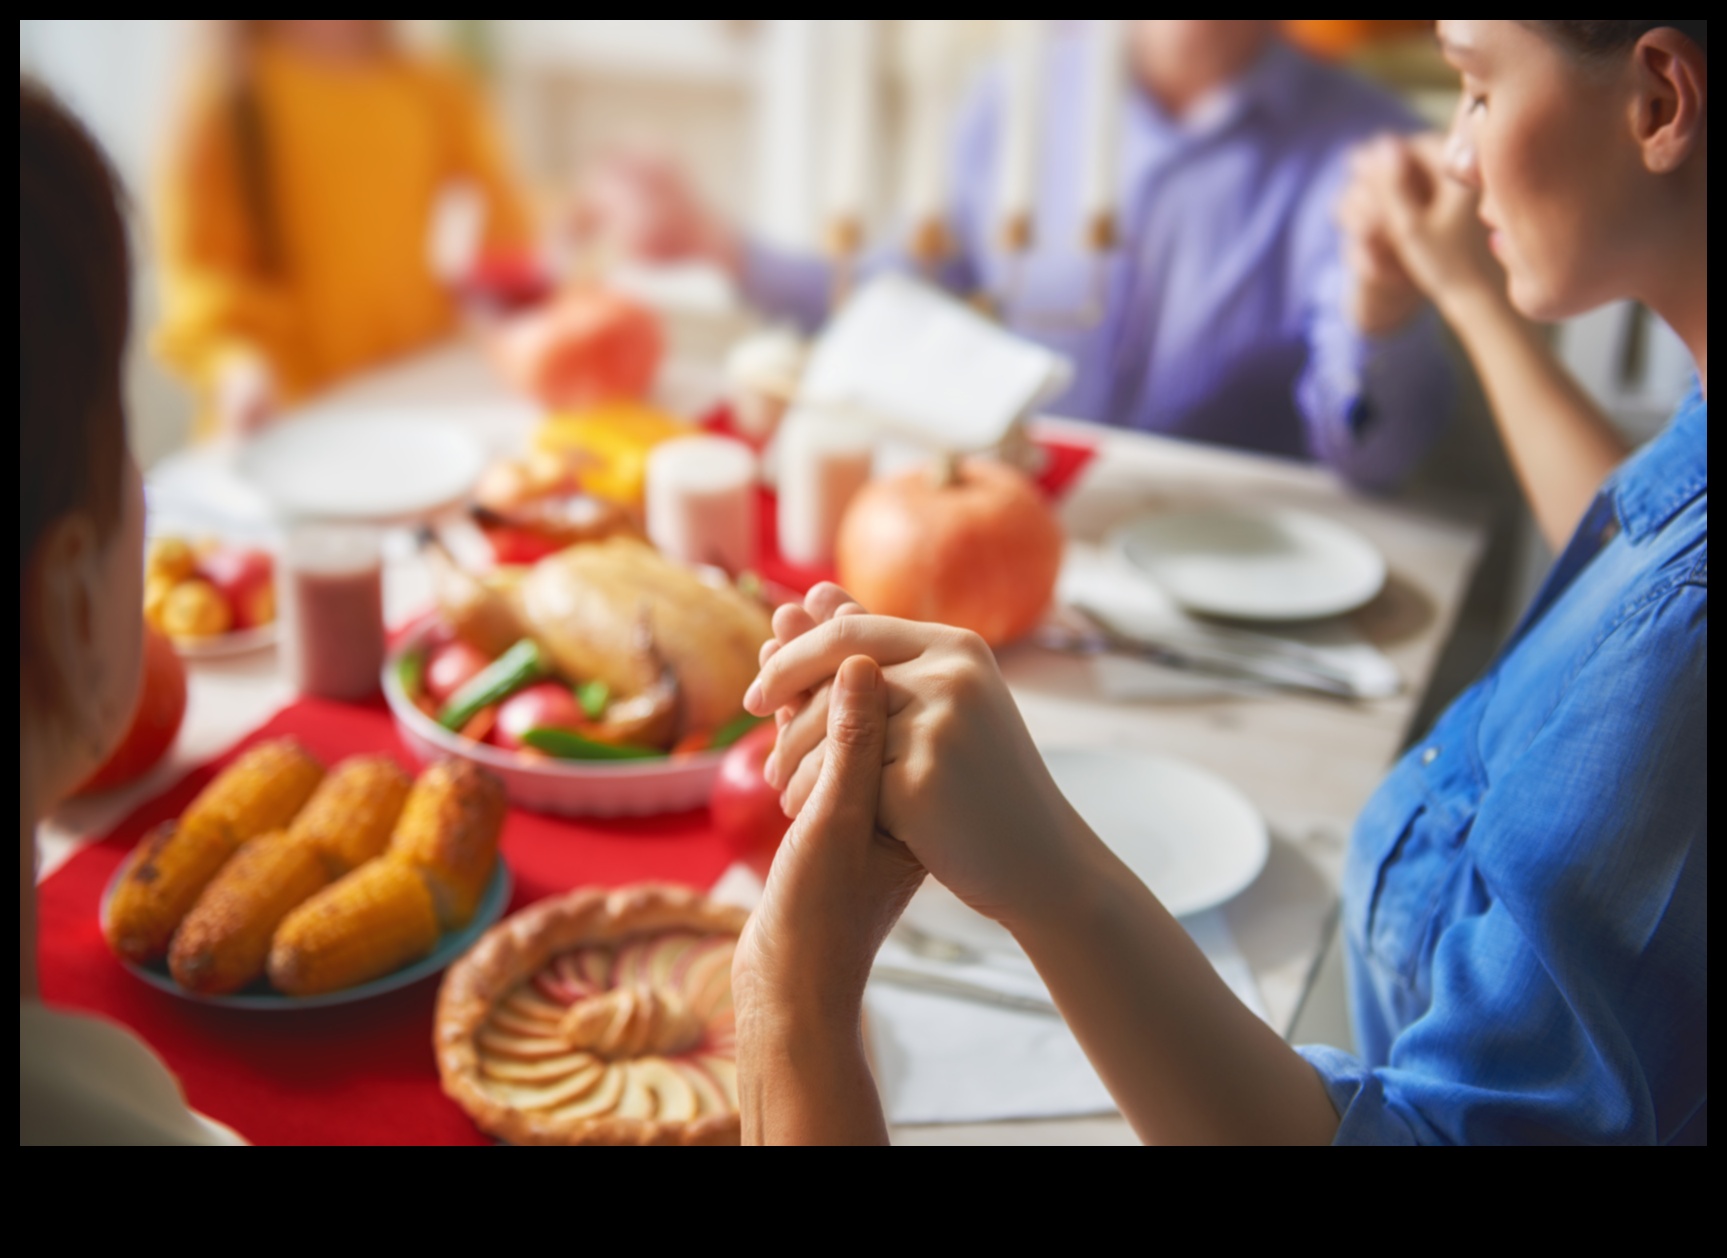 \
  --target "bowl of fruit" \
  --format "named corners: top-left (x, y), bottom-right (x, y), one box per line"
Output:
top-left (384, 534), bottom-right (775, 817)
top-left (144, 535), bottom-right (278, 658)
